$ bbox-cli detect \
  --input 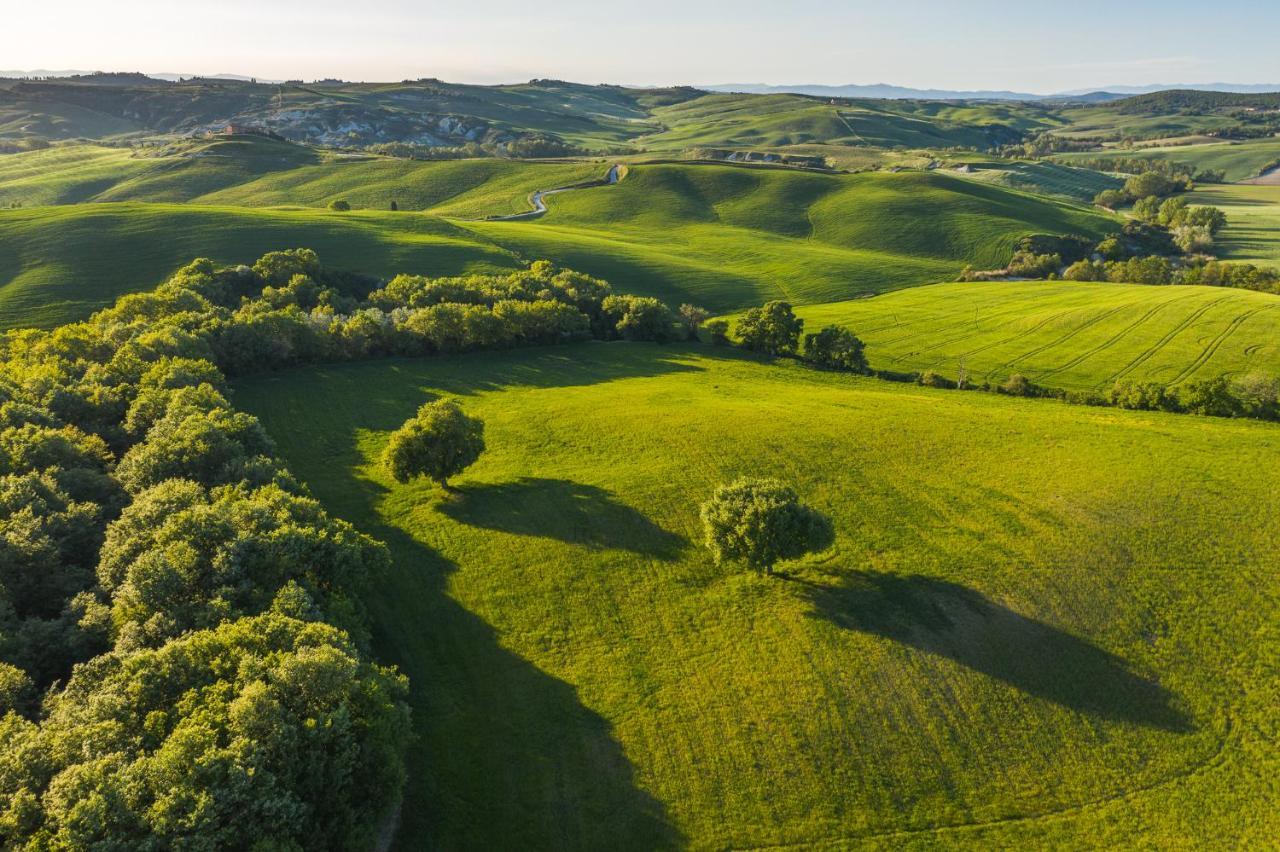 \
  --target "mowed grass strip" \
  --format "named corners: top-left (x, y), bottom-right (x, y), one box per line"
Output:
top-left (789, 281), bottom-right (1280, 389)
top-left (235, 344), bottom-right (1280, 849)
